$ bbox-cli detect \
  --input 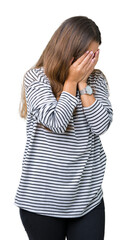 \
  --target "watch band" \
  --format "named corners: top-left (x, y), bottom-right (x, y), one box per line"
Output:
top-left (79, 85), bottom-right (93, 95)
top-left (80, 88), bottom-right (87, 95)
